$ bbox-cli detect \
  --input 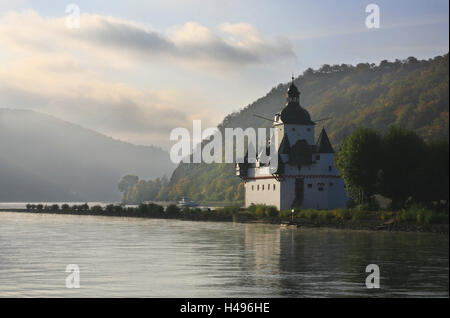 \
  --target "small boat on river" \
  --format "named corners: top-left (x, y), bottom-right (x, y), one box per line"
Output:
top-left (178, 197), bottom-right (199, 208)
